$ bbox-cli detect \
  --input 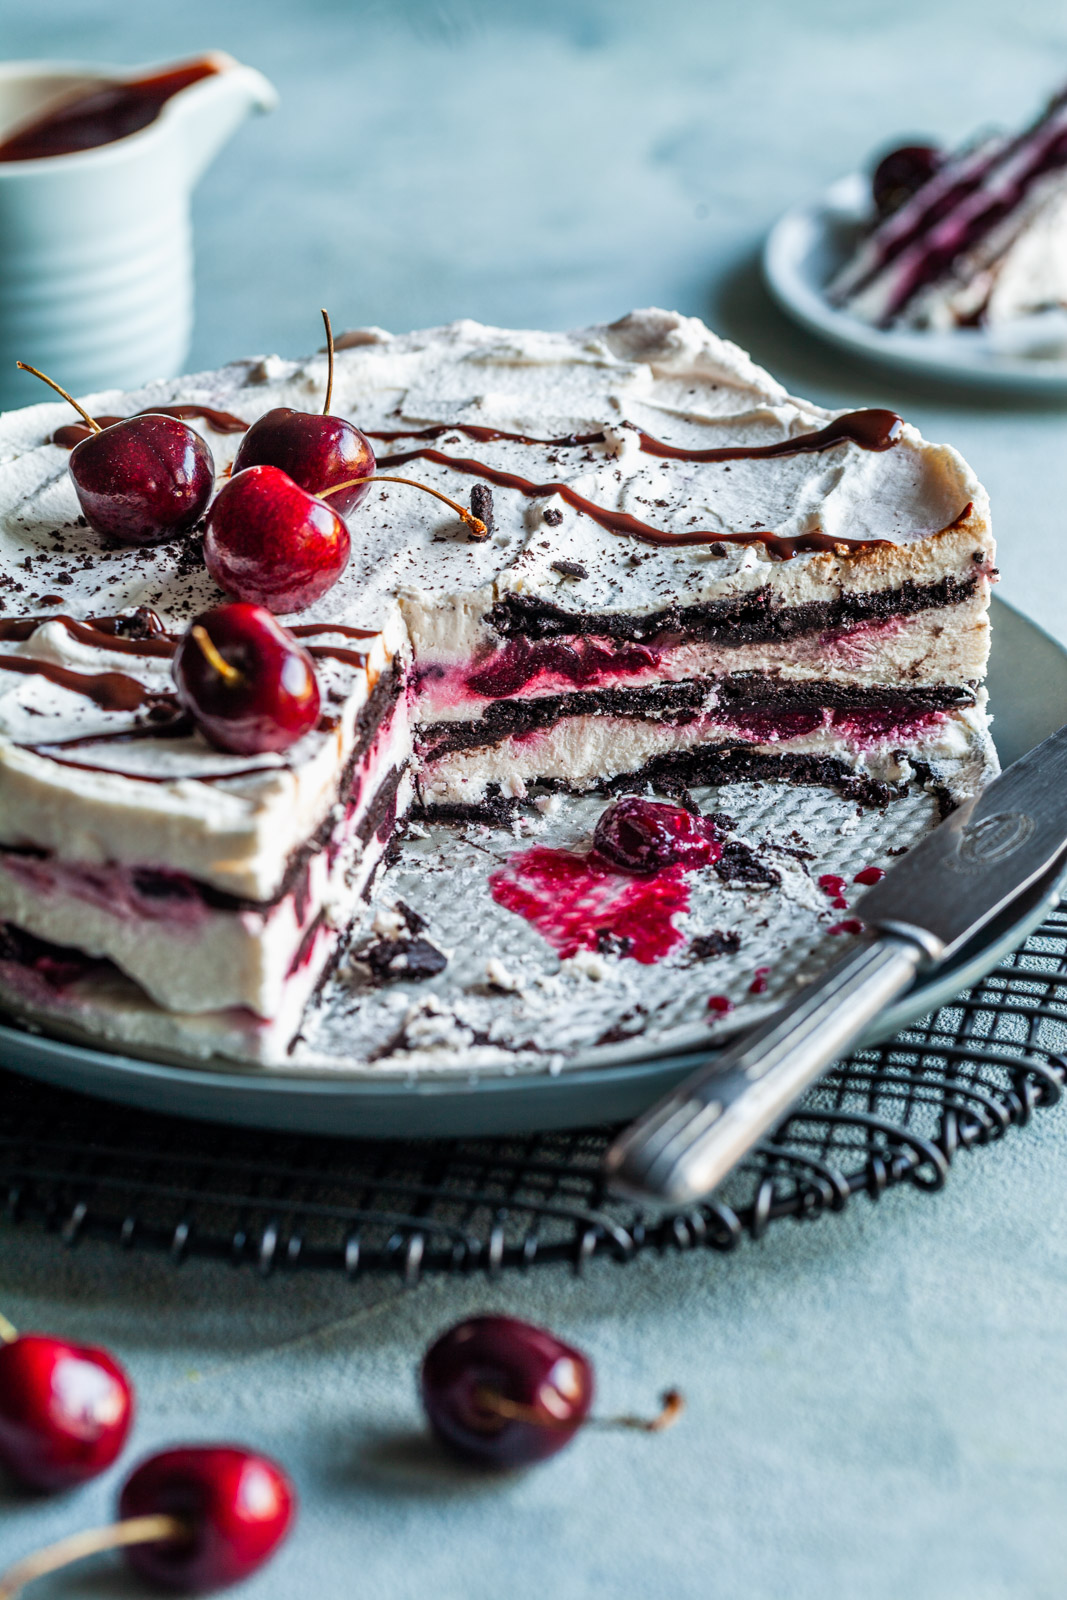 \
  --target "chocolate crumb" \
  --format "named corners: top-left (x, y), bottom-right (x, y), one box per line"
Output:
top-left (595, 929), bottom-right (633, 957)
top-left (714, 839), bottom-right (780, 888)
top-left (395, 900), bottom-right (428, 935)
top-left (886, 846), bottom-right (908, 856)
top-left (470, 483), bottom-right (494, 537)
top-left (687, 930), bottom-right (742, 961)
top-left (362, 936), bottom-right (448, 984)
top-left (113, 607), bottom-right (164, 639)
top-left (543, 507), bottom-right (564, 527)
top-left (552, 559), bottom-right (588, 579)
top-left (596, 1005), bottom-right (648, 1044)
